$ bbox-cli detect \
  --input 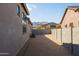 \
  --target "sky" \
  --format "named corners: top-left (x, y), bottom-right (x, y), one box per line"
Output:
top-left (27, 3), bottom-right (79, 23)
